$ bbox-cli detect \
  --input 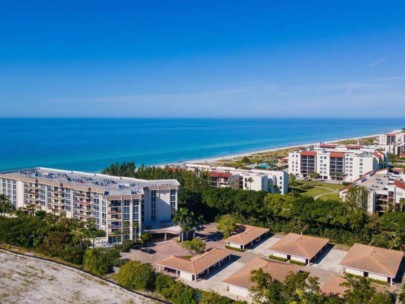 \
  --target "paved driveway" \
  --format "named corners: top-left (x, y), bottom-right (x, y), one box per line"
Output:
top-left (311, 246), bottom-right (347, 274)
top-left (247, 234), bottom-right (282, 257)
